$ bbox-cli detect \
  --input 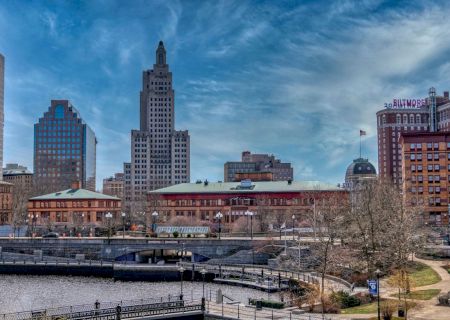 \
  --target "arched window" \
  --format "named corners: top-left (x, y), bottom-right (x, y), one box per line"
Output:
top-left (416, 114), bottom-right (421, 123)
top-left (396, 114), bottom-right (401, 124)
top-left (410, 114), bottom-right (415, 124)
top-left (403, 114), bottom-right (408, 123)
top-left (382, 115), bottom-right (386, 124)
